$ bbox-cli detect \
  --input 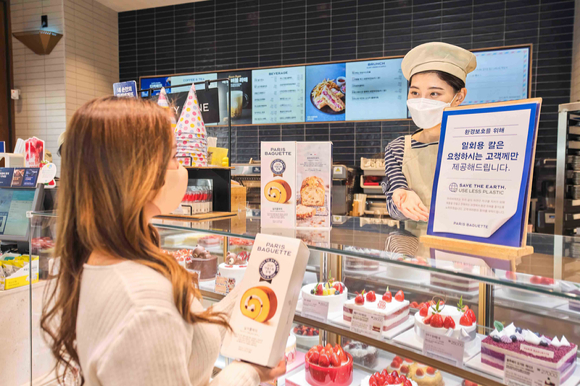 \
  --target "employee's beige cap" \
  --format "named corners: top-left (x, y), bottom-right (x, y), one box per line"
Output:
top-left (402, 42), bottom-right (477, 82)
